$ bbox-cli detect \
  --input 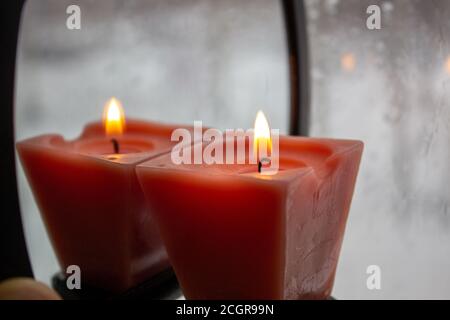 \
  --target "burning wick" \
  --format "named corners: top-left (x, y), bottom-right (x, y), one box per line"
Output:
top-left (258, 157), bottom-right (271, 173)
top-left (103, 97), bottom-right (125, 155)
top-left (253, 111), bottom-right (272, 174)
top-left (111, 138), bottom-right (120, 154)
